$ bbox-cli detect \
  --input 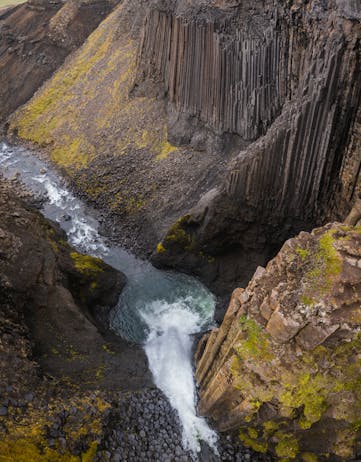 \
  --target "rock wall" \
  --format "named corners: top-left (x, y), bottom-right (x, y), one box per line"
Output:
top-left (150, 0), bottom-right (361, 294)
top-left (0, 176), bottom-right (150, 391)
top-left (195, 222), bottom-right (361, 461)
top-left (7, 0), bottom-right (361, 296)
top-left (137, 7), bottom-right (288, 141)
